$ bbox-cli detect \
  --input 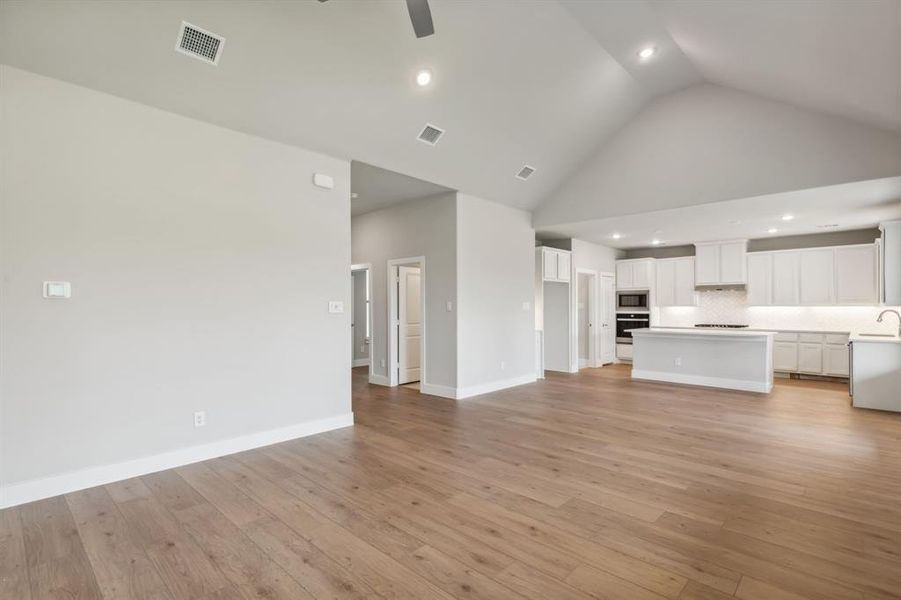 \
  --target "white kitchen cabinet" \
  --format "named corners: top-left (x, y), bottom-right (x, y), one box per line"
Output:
top-left (656, 260), bottom-right (675, 306)
top-left (799, 249), bottom-right (835, 305)
top-left (694, 240), bottom-right (747, 286)
top-left (616, 259), bottom-right (654, 290)
top-left (746, 253), bottom-right (772, 306)
top-left (798, 342), bottom-right (824, 374)
top-left (694, 244), bottom-right (720, 286)
top-left (540, 247), bottom-right (571, 283)
top-left (656, 257), bottom-right (696, 306)
top-left (772, 251), bottom-right (800, 305)
top-left (834, 245), bottom-right (877, 305)
top-left (824, 344), bottom-right (850, 377)
top-left (773, 342), bottom-right (799, 372)
top-left (674, 258), bottom-right (697, 306)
